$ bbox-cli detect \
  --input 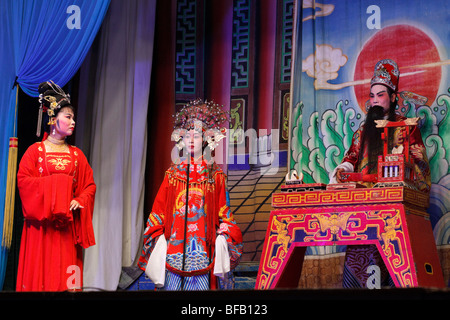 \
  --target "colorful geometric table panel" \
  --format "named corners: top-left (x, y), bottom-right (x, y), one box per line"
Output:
top-left (256, 187), bottom-right (444, 289)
